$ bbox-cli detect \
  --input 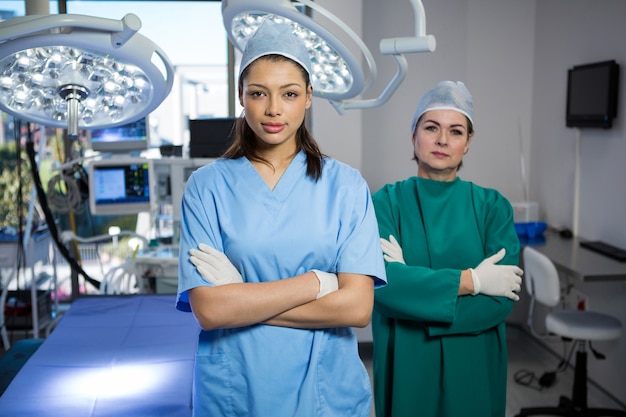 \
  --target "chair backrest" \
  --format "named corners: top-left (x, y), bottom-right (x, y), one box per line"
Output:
top-left (523, 246), bottom-right (561, 308)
